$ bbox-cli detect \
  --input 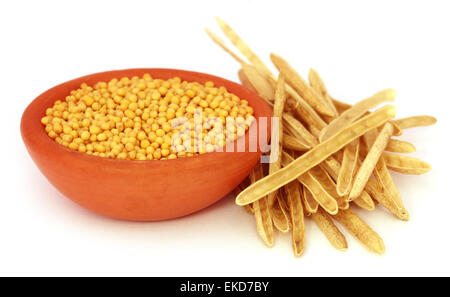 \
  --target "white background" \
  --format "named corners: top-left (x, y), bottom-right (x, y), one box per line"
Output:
top-left (1, 0), bottom-right (448, 276)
